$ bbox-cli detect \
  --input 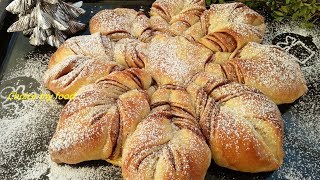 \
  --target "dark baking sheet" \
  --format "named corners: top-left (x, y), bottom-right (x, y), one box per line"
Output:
top-left (0, 1), bottom-right (319, 180)
top-left (0, 0), bottom-right (10, 24)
